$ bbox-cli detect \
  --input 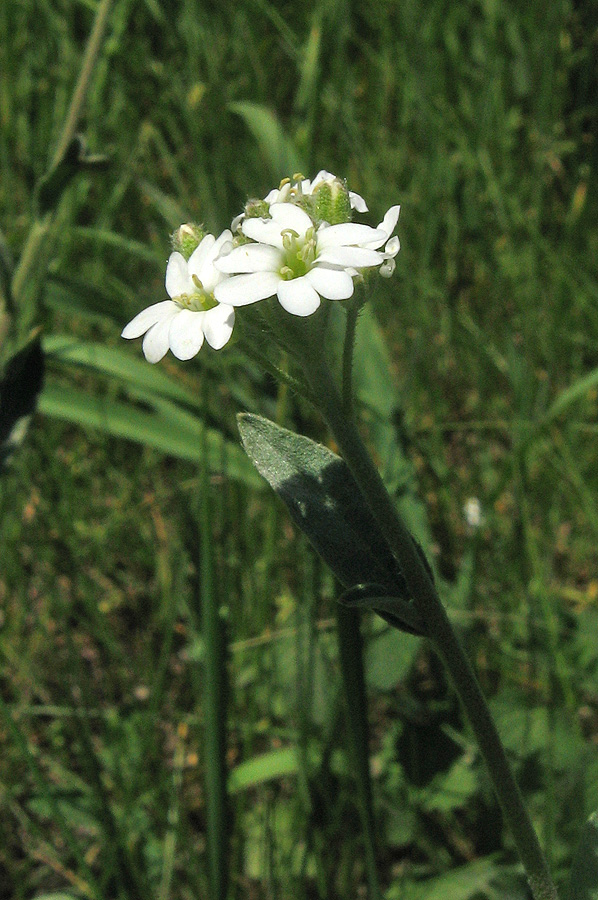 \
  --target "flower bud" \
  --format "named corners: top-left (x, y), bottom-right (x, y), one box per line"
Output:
top-left (379, 258), bottom-right (396, 278)
top-left (312, 178), bottom-right (352, 225)
top-left (171, 223), bottom-right (205, 260)
top-left (244, 198), bottom-right (270, 219)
